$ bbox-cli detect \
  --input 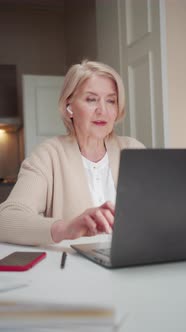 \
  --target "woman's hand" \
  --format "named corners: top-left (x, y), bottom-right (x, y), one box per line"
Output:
top-left (51, 201), bottom-right (115, 243)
